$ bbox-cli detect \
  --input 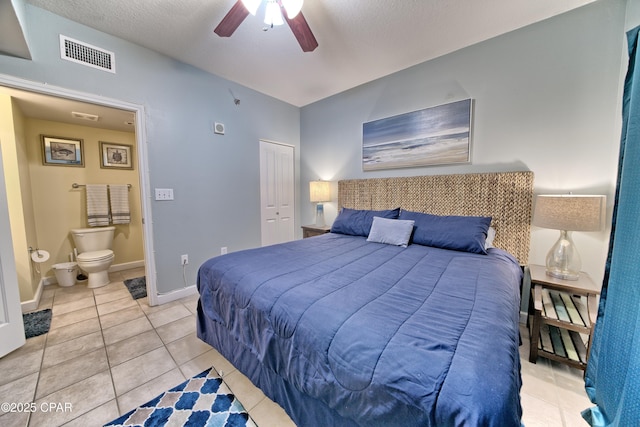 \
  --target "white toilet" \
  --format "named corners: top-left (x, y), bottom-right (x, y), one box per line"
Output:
top-left (71, 226), bottom-right (115, 288)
